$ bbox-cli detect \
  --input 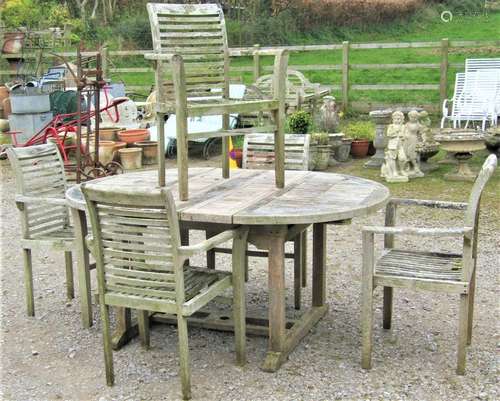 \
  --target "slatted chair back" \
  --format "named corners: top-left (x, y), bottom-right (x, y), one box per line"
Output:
top-left (7, 143), bottom-right (70, 238)
top-left (147, 3), bottom-right (229, 109)
top-left (453, 70), bottom-right (500, 127)
top-left (82, 187), bottom-right (190, 310)
top-left (242, 133), bottom-right (311, 171)
top-left (465, 58), bottom-right (500, 73)
top-left (464, 154), bottom-right (498, 251)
